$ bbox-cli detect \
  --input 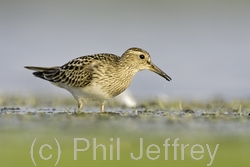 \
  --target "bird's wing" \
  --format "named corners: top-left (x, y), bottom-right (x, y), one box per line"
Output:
top-left (51, 56), bottom-right (104, 87)
top-left (25, 55), bottom-right (101, 87)
top-left (25, 54), bottom-right (120, 87)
